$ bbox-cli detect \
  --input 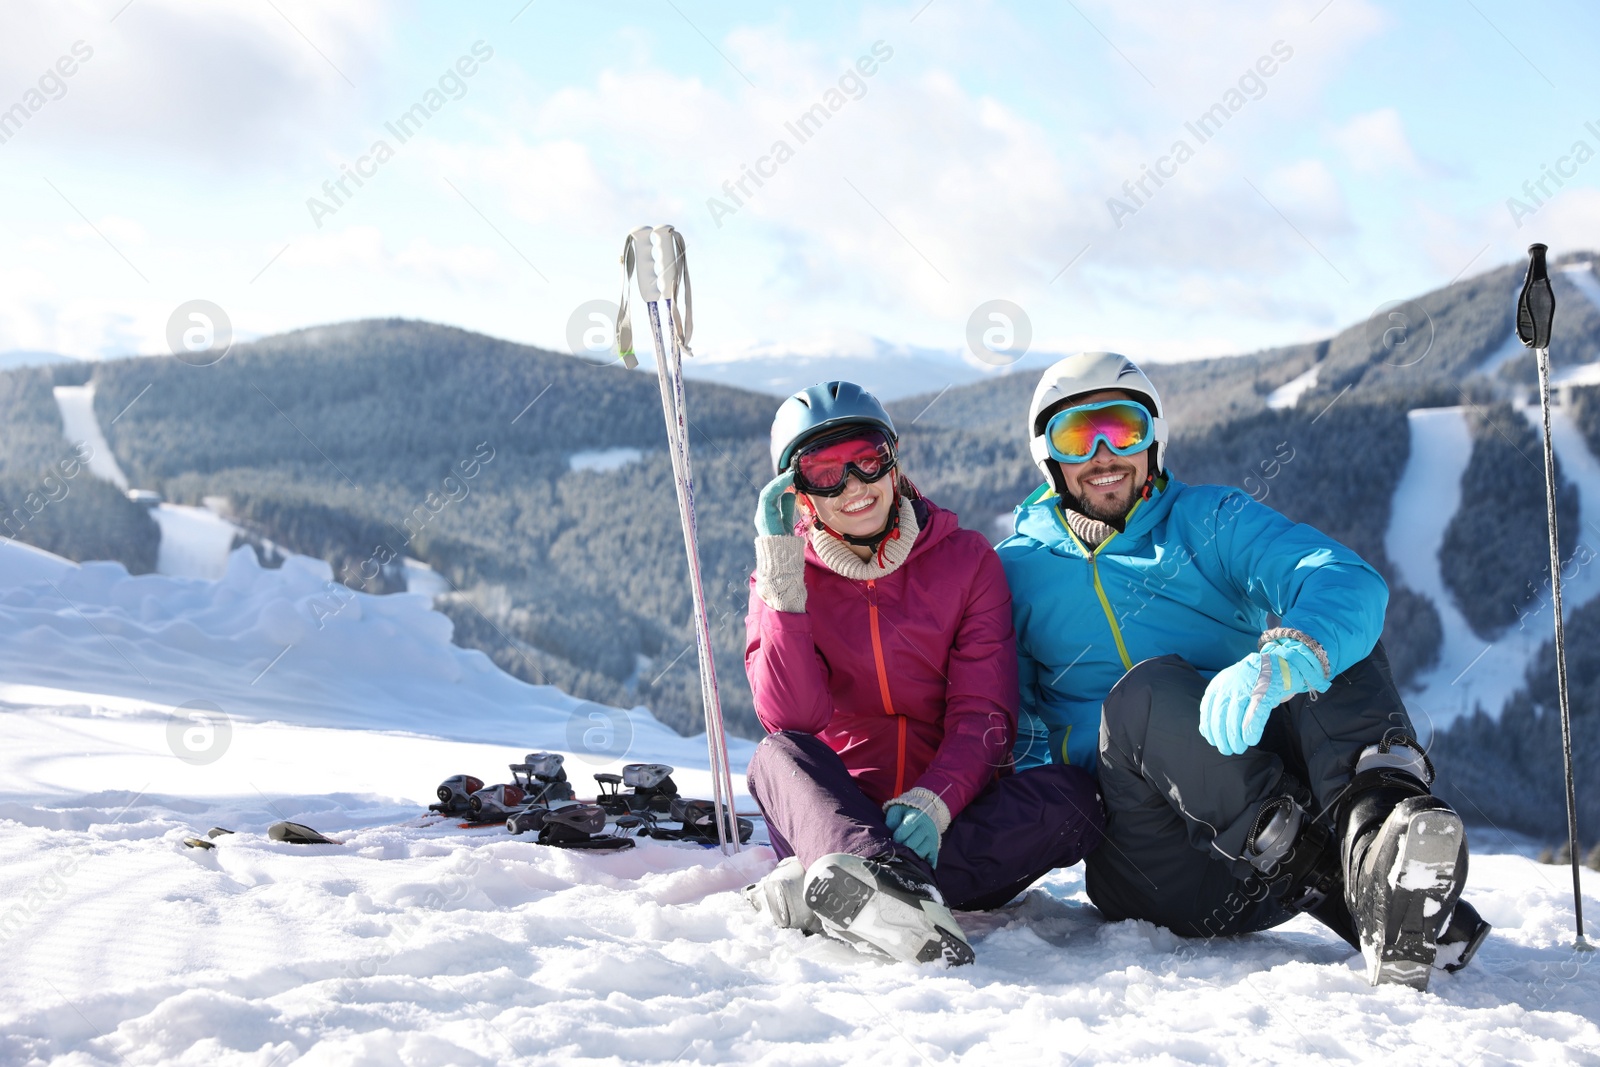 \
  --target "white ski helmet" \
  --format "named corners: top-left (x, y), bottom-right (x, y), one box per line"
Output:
top-left (1027, 352), bottom-right (1169, 480)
